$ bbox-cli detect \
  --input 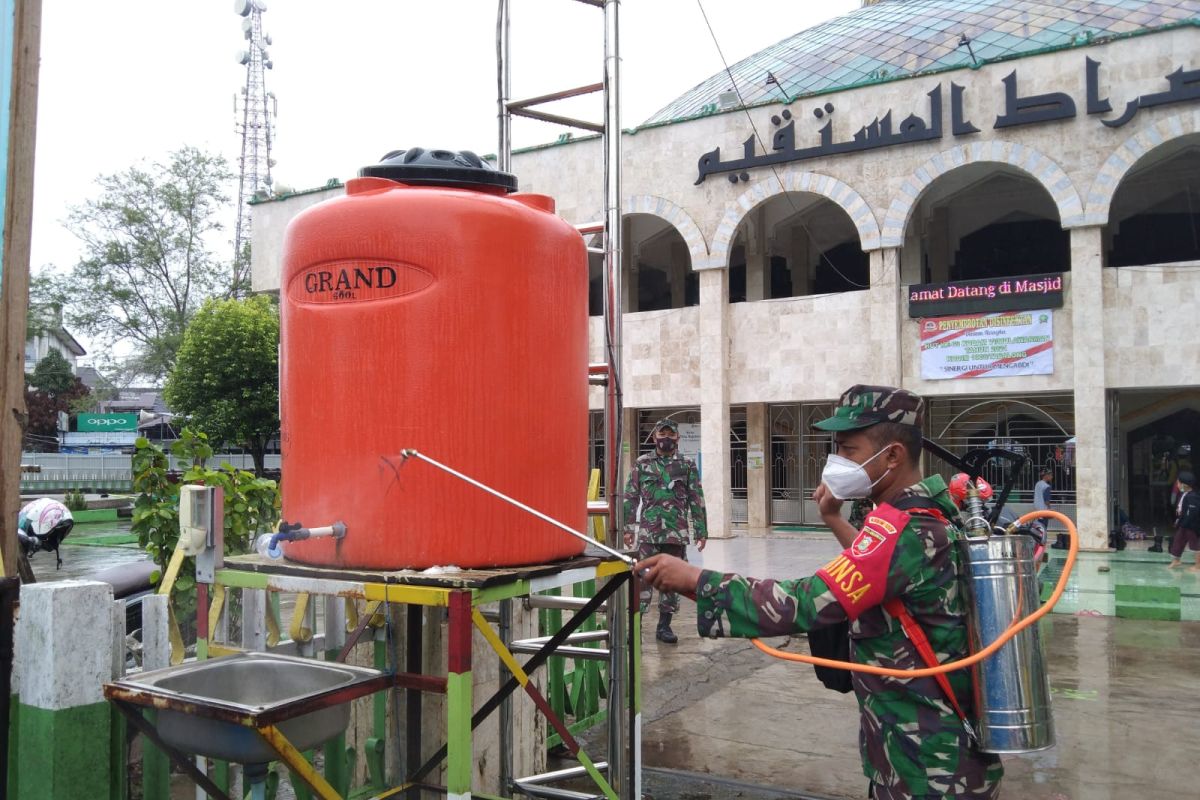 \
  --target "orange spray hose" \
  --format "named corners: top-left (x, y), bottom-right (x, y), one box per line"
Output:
top-left (749, 509), bottom-right (1078, 677)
